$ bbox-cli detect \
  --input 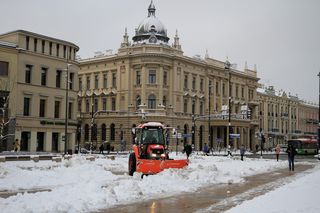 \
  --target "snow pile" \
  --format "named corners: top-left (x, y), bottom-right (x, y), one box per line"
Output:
top-left (0, 154), bottom-right (288, 213)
